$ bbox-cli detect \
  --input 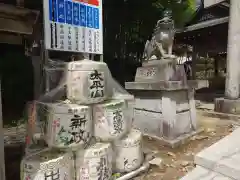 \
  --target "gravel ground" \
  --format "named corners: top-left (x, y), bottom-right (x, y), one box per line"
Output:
top-left (133, 112), bottom-right (239, 180)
